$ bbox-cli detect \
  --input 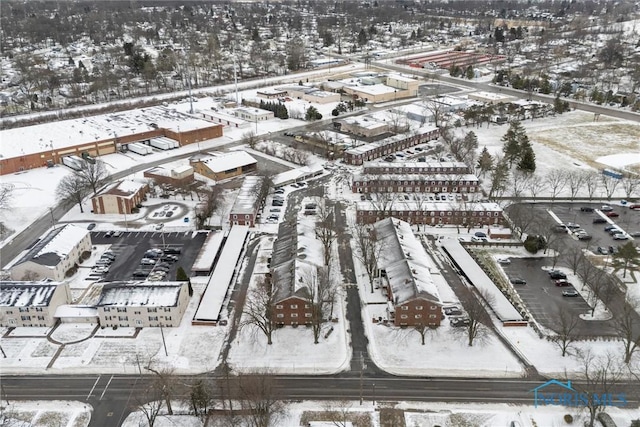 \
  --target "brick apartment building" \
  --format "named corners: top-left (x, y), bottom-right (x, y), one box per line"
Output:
top-left (91, 180), bottom-right (148, 214)
top-left (229, 176), bottom-right (266, 226)
top-left (374, 218), bottom-right (442, 327)
top-left (356, 201), bottom-right (505, 226)
top-left (352, 173), bottom-right (479, 194)
top-left (343, 127), bottom-right (440, 165)
top-left (362, 161), bottom-right (471, 175)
